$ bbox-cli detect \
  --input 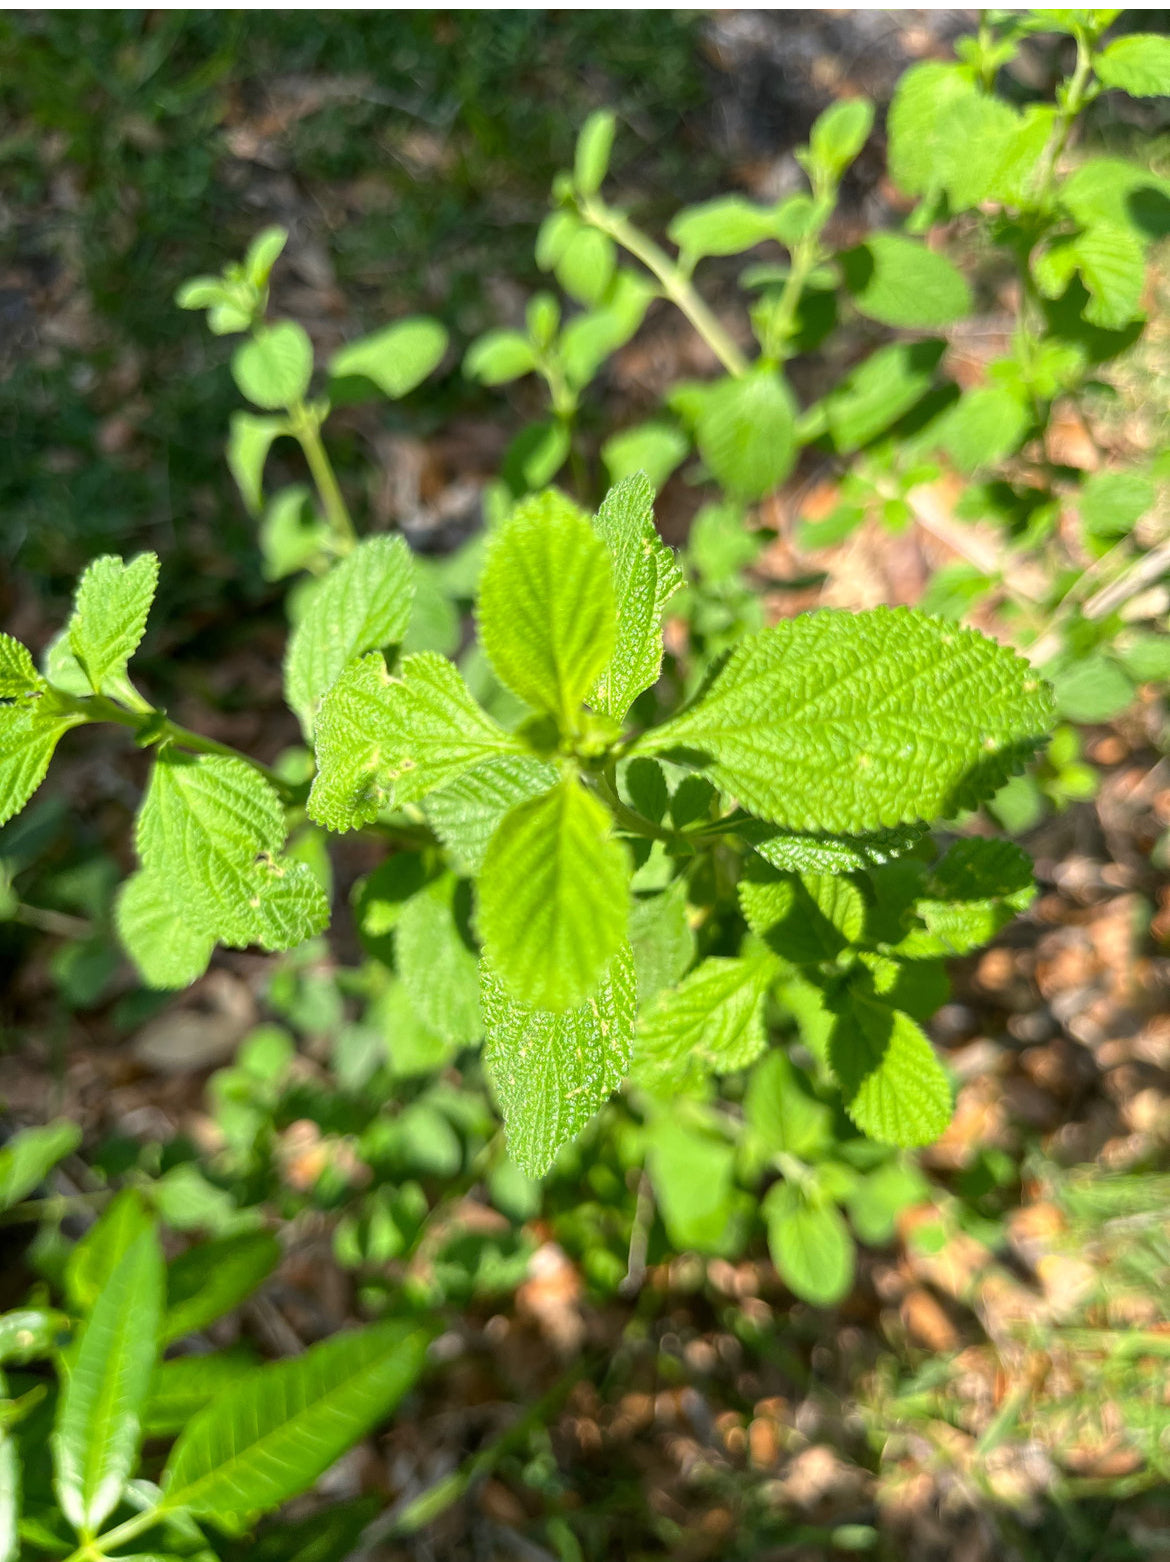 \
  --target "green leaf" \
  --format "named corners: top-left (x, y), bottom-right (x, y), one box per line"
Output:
top-left (162, 1231), bottom-right (282, 1346)
top-left (227, 412), bottom-right (288, 516)
top-left (763, 1183), bottom-right (854, 1306)
top-left (502, 420), bottom-right (571, 490)
top-left (482, 943), bottom-right (636, 1176)
top-left (259, 486), bottom-right (331, 581)
top-left (1096, 34), bottom-right (1170, 97)
top-left (822, 340), bottom-right (944, 452)
top-left (144, 1349), bottom-right (261, 1438)
top-left (116, 870), bottom-right (215, 990)
top-left (1052, 653), bottom-right (1135, 722)
top-left (887, 62), bottom-right (977, 198)
top-left (645, 1118), bottom-right (739, 1255)
top-left (284, 534), bottom-right (415, 738)
top-left (640, 607), bottom-right (1054, 832)
top-left (66, 553), bottom-right (159, 696)
top-left (668, 196), bottom-right (784, 261)
top-left (309, 652), bottom-right (520, 832)
top-left (574, 109), bottom-right (616, 195)
top-left (0, 1121), bottom-right (81, 1212)
top-left (162, 1320), bottom-right (430, 1530)
top-left (1061, 158), bottom-right (1170, 243)
top-left (1034, 224), bottom-right (1147, 329)
top-left (887, 63), bottom-right (1024, 211)
top-left (554, 227), bottom-right (617, 307)
top-left (934, 385), bottom-right (1032, 473)
top-left (0, 635), bottom-right (41, 697)
top-left (750, 822), bottom-right (928, 876)
top-left (1079, 468), bottom-right (1155, 537)
top-left (807, 96), bottom-right (874, 180)
top-left (477, 490), bottom-right (617, 726)
top-left (739, 868), bottom-right (866, 963)
top-left (602, 421), bottom-right (690, 491)
top-left (847, 1158), bottom-right (930, 1247)
top-left (328, 317), bottom-right (447, 398)
top-left (244, 225), bottom-right (288, 288)
top-left (138, 751), bottom-right (327, 951)
top-left (0, 703), bottom-right (83, 827)
top-left (589, 473), bottom-right (683, 721)
top-left (0, 1415), bottom-right (16, 1562)
top-left (559, 272), bottom-right (655, 389)
top-left (890, 837), bottom-right (1035, 958)
top-left (464, 330), bottom-right (538, 386)
top-left (745, 1050), bottom-right (832, 1160)
top-left (633, 954), bottom-right (776, 1091)
top-left (424, 755), bottom-right (559, 876)
top-left (828, 992), bottom-right (952, 1147)
top-left (629, 879), bottom-right (695, 1006)
top-left (0, 1307), bottom-right (67, 1365)
top-left (694, 369), bottom-right (798, 501)
top-left (395, 874), bottom-right (482, 1047)
top-left (1115, 631), bottom-right (1170, 683)
top-left (840, 234), bottom-right (972, 329)
top-left (52, 1222), bottom-right (164, 1535)
top-left (65, 1190), bottom-right (154, 1316)
top-left (478, 779), bottom-right (630, 1012)
top-left (231, 322), bottom-right (314, 410)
